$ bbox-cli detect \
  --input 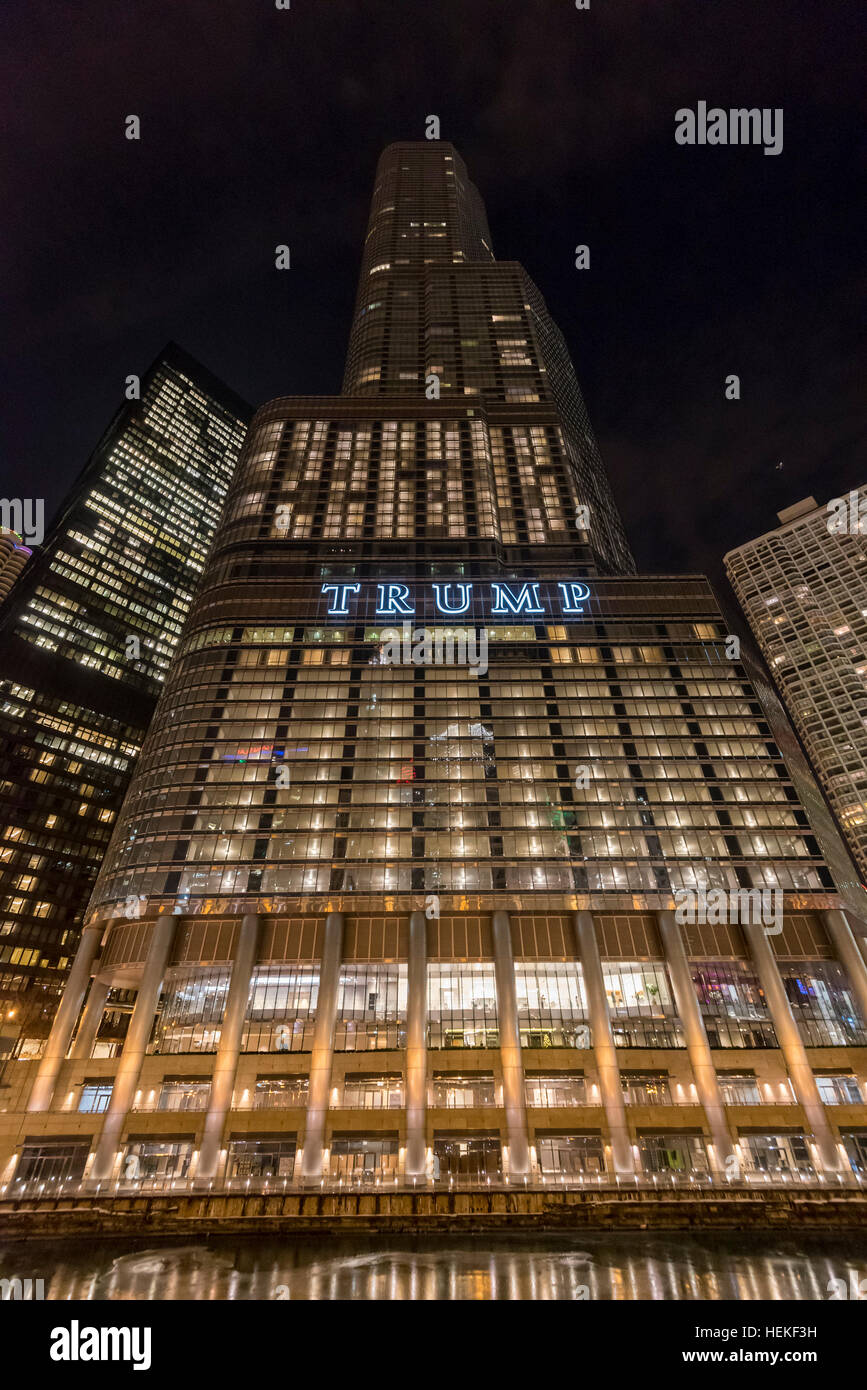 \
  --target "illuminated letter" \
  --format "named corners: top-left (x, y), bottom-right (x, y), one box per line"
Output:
top-left (490, 582), bottom-right (544, 616)
top-left (556, 581), bottom-right (591, 614)
top-left (432, 582), bottom-right (472, 615)
top-left (376, 583), bottom-right (414, 616)
top-left (321, 583), bottom-right (360, 616)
